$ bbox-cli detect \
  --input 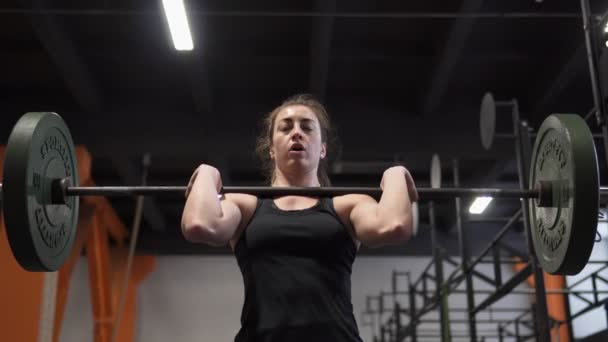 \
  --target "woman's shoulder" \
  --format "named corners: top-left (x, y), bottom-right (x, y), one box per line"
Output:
top-left (224, 193), bottom-right (259, 211)
top-left (226, 194), bottom-right (260, 250)
top-left (332, 193), bottom-right (377, 214)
